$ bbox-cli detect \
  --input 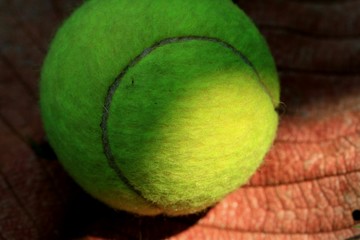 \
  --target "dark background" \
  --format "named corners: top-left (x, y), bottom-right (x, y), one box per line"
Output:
top-left (0, 0), bottom-right (360, 239)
